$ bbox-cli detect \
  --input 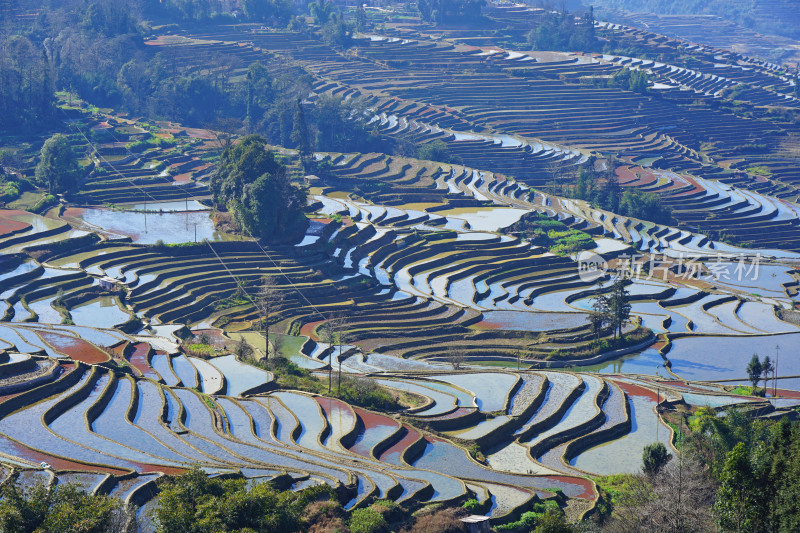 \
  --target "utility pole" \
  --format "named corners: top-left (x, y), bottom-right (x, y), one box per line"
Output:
top-left (328, 340), bottom-right (333, 394)
top-left (656, 385), bottom-right (660, 443)
top-left (144, 193), bottom-right (147, 233)
top-left (194, 223), bottom-right (197, 242)
top-left (338, 355), bottom-right (343, 395)
top-left (775, 344), bottom-right (780, 398)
